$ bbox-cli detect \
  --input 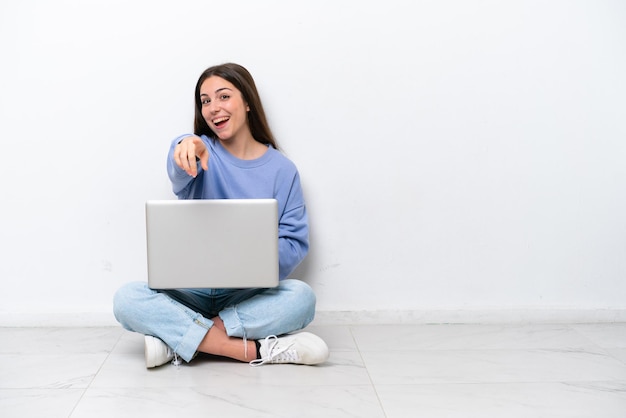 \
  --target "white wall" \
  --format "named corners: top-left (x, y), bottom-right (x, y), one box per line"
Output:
top-left (1, 0), bottom-right (625, 325)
